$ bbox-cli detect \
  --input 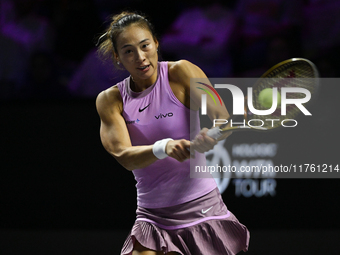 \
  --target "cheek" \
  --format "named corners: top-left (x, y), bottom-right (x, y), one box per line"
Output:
top-left (150, 47), bottom-right (158, 60)
top-left (118, 54), bottom-right (133, 65)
